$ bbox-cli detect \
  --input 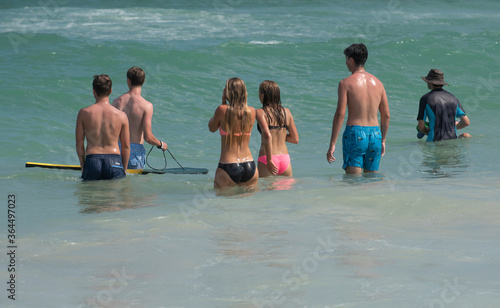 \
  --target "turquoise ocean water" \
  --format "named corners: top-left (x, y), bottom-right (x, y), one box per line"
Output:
top-left (1, 0), bottom-right (500, 307)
